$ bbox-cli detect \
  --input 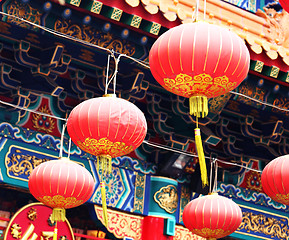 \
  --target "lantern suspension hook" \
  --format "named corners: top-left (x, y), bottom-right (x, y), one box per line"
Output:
top-left (209, 158), bottom-right (217, 193)
top-left (59, 123), bottom-right (67, 159)
top-left (192, 0), bottom-right (199, 22)
top-left (67, 138), bottom-right (72, 159)
top-left (213, 159), bottom-right (218, 193)
top-left (104, 54), bottom-right (111, 95)
top-left (203, 0), bottom-right (206, 20)
top-left (105, 52), bottom-right (126, 95)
